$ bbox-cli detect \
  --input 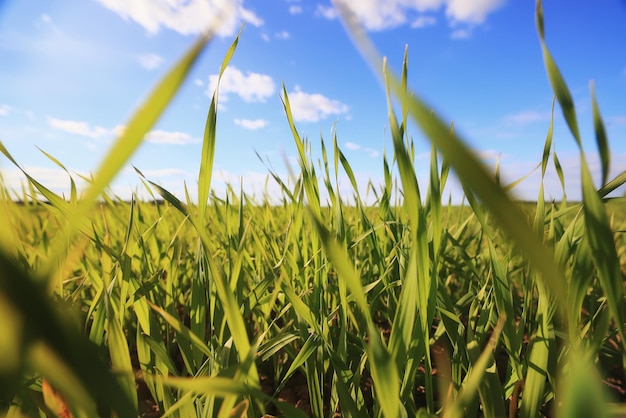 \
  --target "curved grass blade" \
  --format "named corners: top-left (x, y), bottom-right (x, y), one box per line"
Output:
top-left (590, 81), bottom-right (610, 186)
top-left (535, 0), bottom-right (626, 352)
top-left (332, 0), bottom-right (567, 309)
top-left (535, 0), bottom-right (582, 146)
top-left (0, 250), bottom-right (135, 416)
top-left (198, 26), bottom-right (242, 222)
top-left (41, 23), bottom-right (220, 280)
